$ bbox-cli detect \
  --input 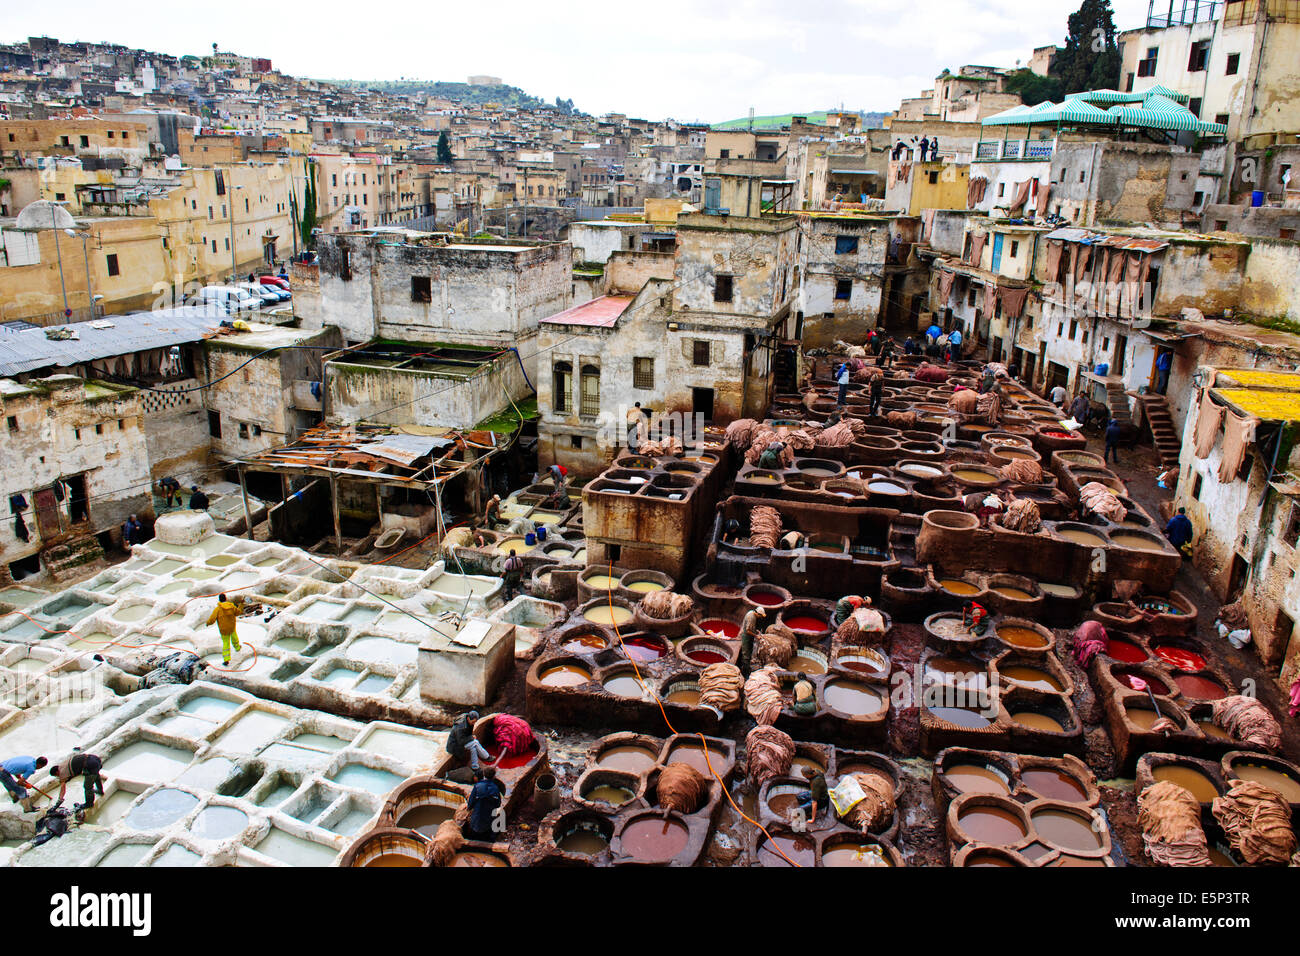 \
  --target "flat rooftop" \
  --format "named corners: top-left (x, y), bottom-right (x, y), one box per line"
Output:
top-left (540, 295), bottom-right (634, 328)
